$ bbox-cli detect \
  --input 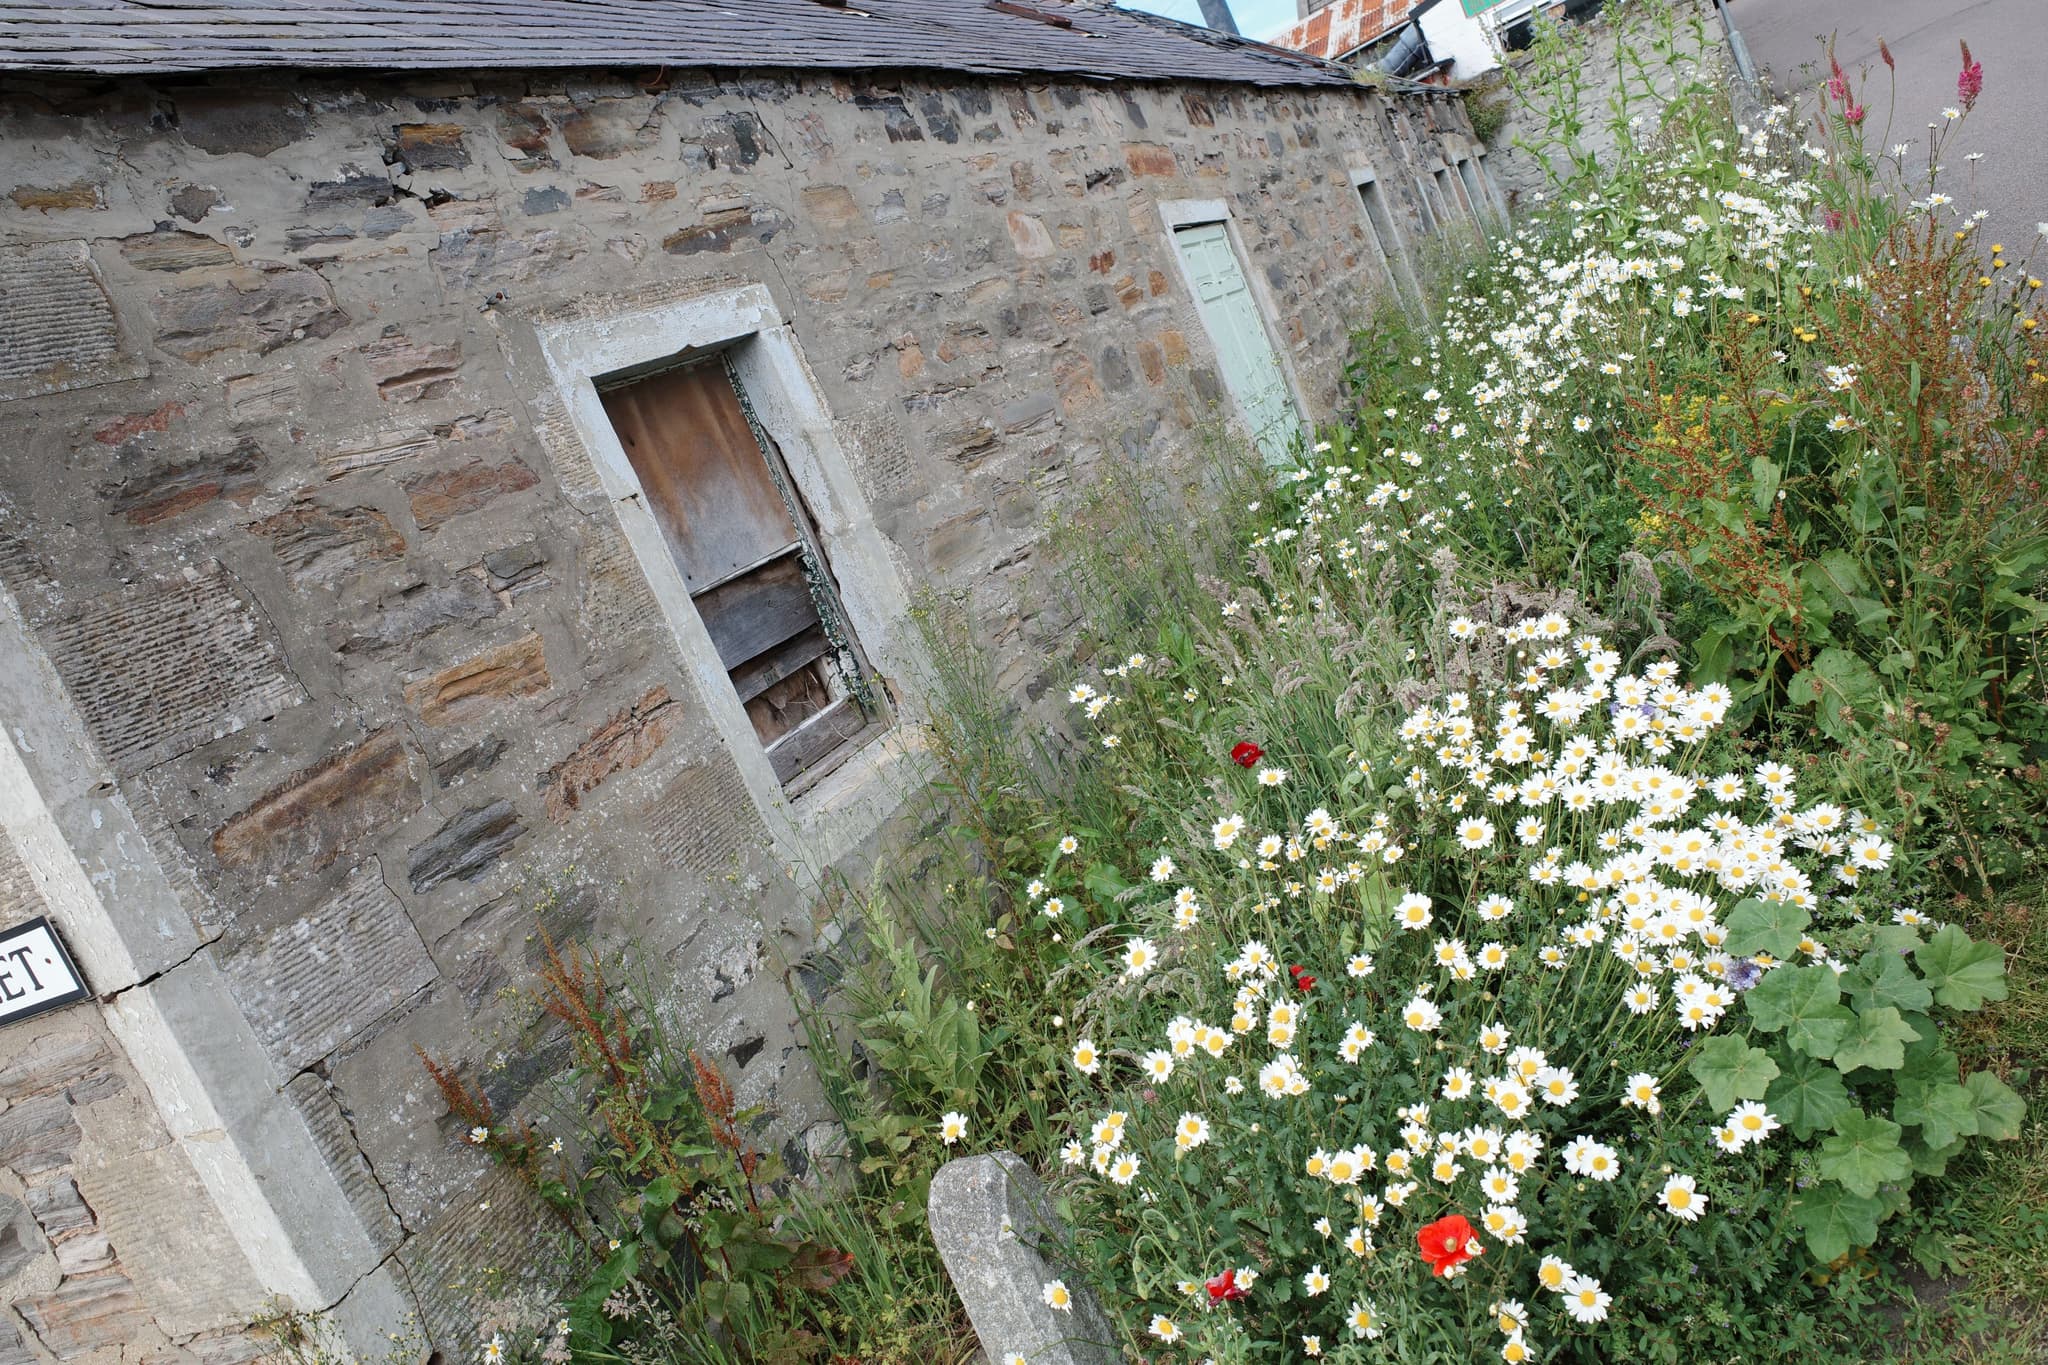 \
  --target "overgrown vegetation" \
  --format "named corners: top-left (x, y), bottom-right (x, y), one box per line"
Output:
top-left (414, 934), bottom-right (974, 1364)
top-left (399, 16), bottom-right (2046, 1365)
top-left (837, 28), bottom-right (2040, 1365)
top-left (1459, 73), bottom-right (1511, 149)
